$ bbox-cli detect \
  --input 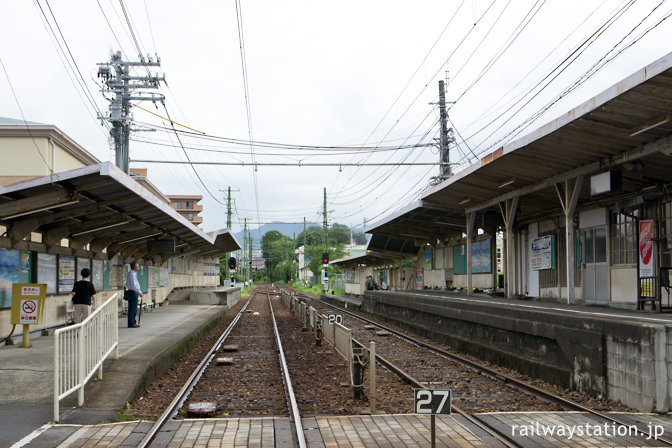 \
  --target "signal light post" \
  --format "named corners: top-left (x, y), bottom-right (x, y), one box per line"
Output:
top-left (228, 257), bottom-right (236, 283)
top-left (322, 252), bottom-right (329, 292)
